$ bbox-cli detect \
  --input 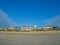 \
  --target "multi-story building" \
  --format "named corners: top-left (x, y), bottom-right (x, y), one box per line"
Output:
top-left (20, 26), bottom-right (31, 31)
top-left (43, 26), bottom-right (53, 31)
top-left (32, 25), bottom-right (38, 30)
